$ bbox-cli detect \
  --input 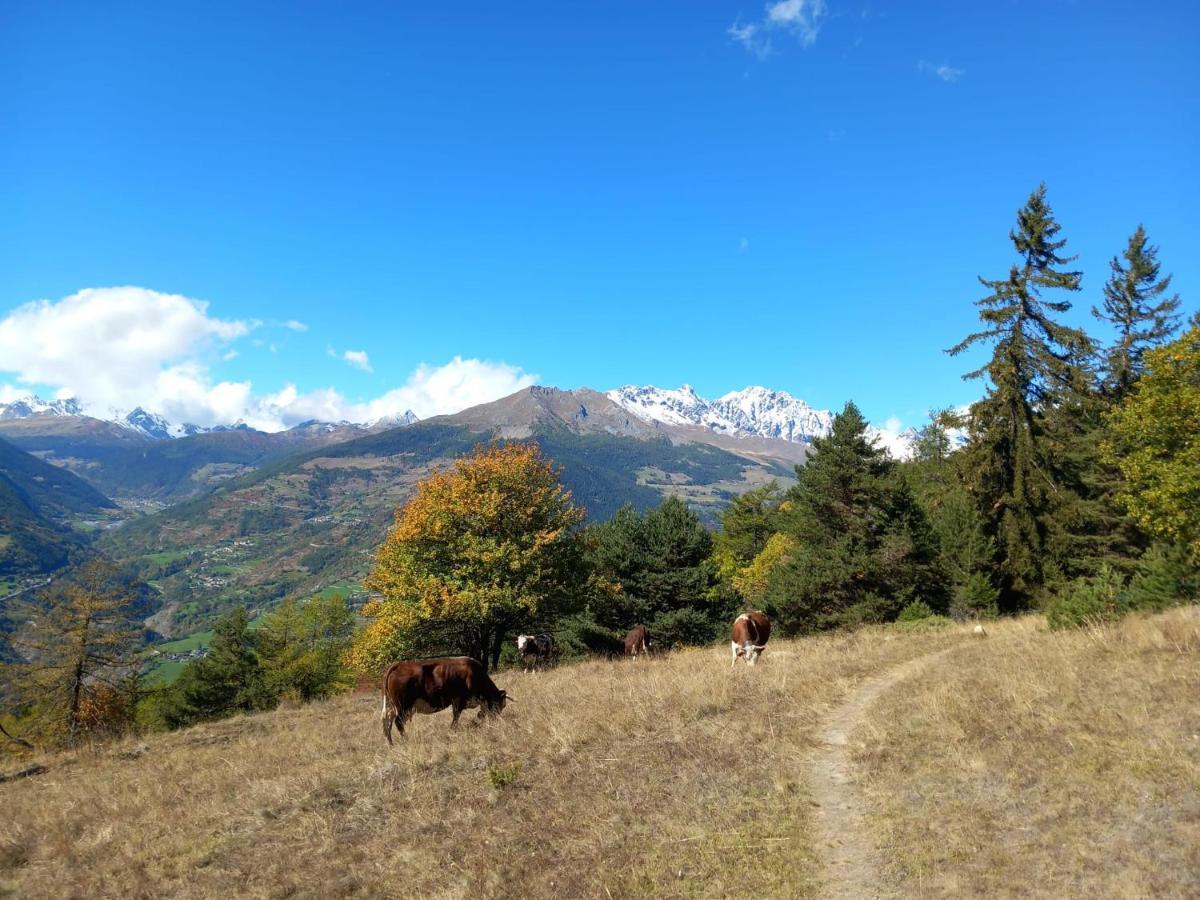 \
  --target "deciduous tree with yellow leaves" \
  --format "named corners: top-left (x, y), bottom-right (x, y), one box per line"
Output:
top-left (1105, 319), bottom-right (1200, 561)
top-left (349, 443), bottom-right (588, 674)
